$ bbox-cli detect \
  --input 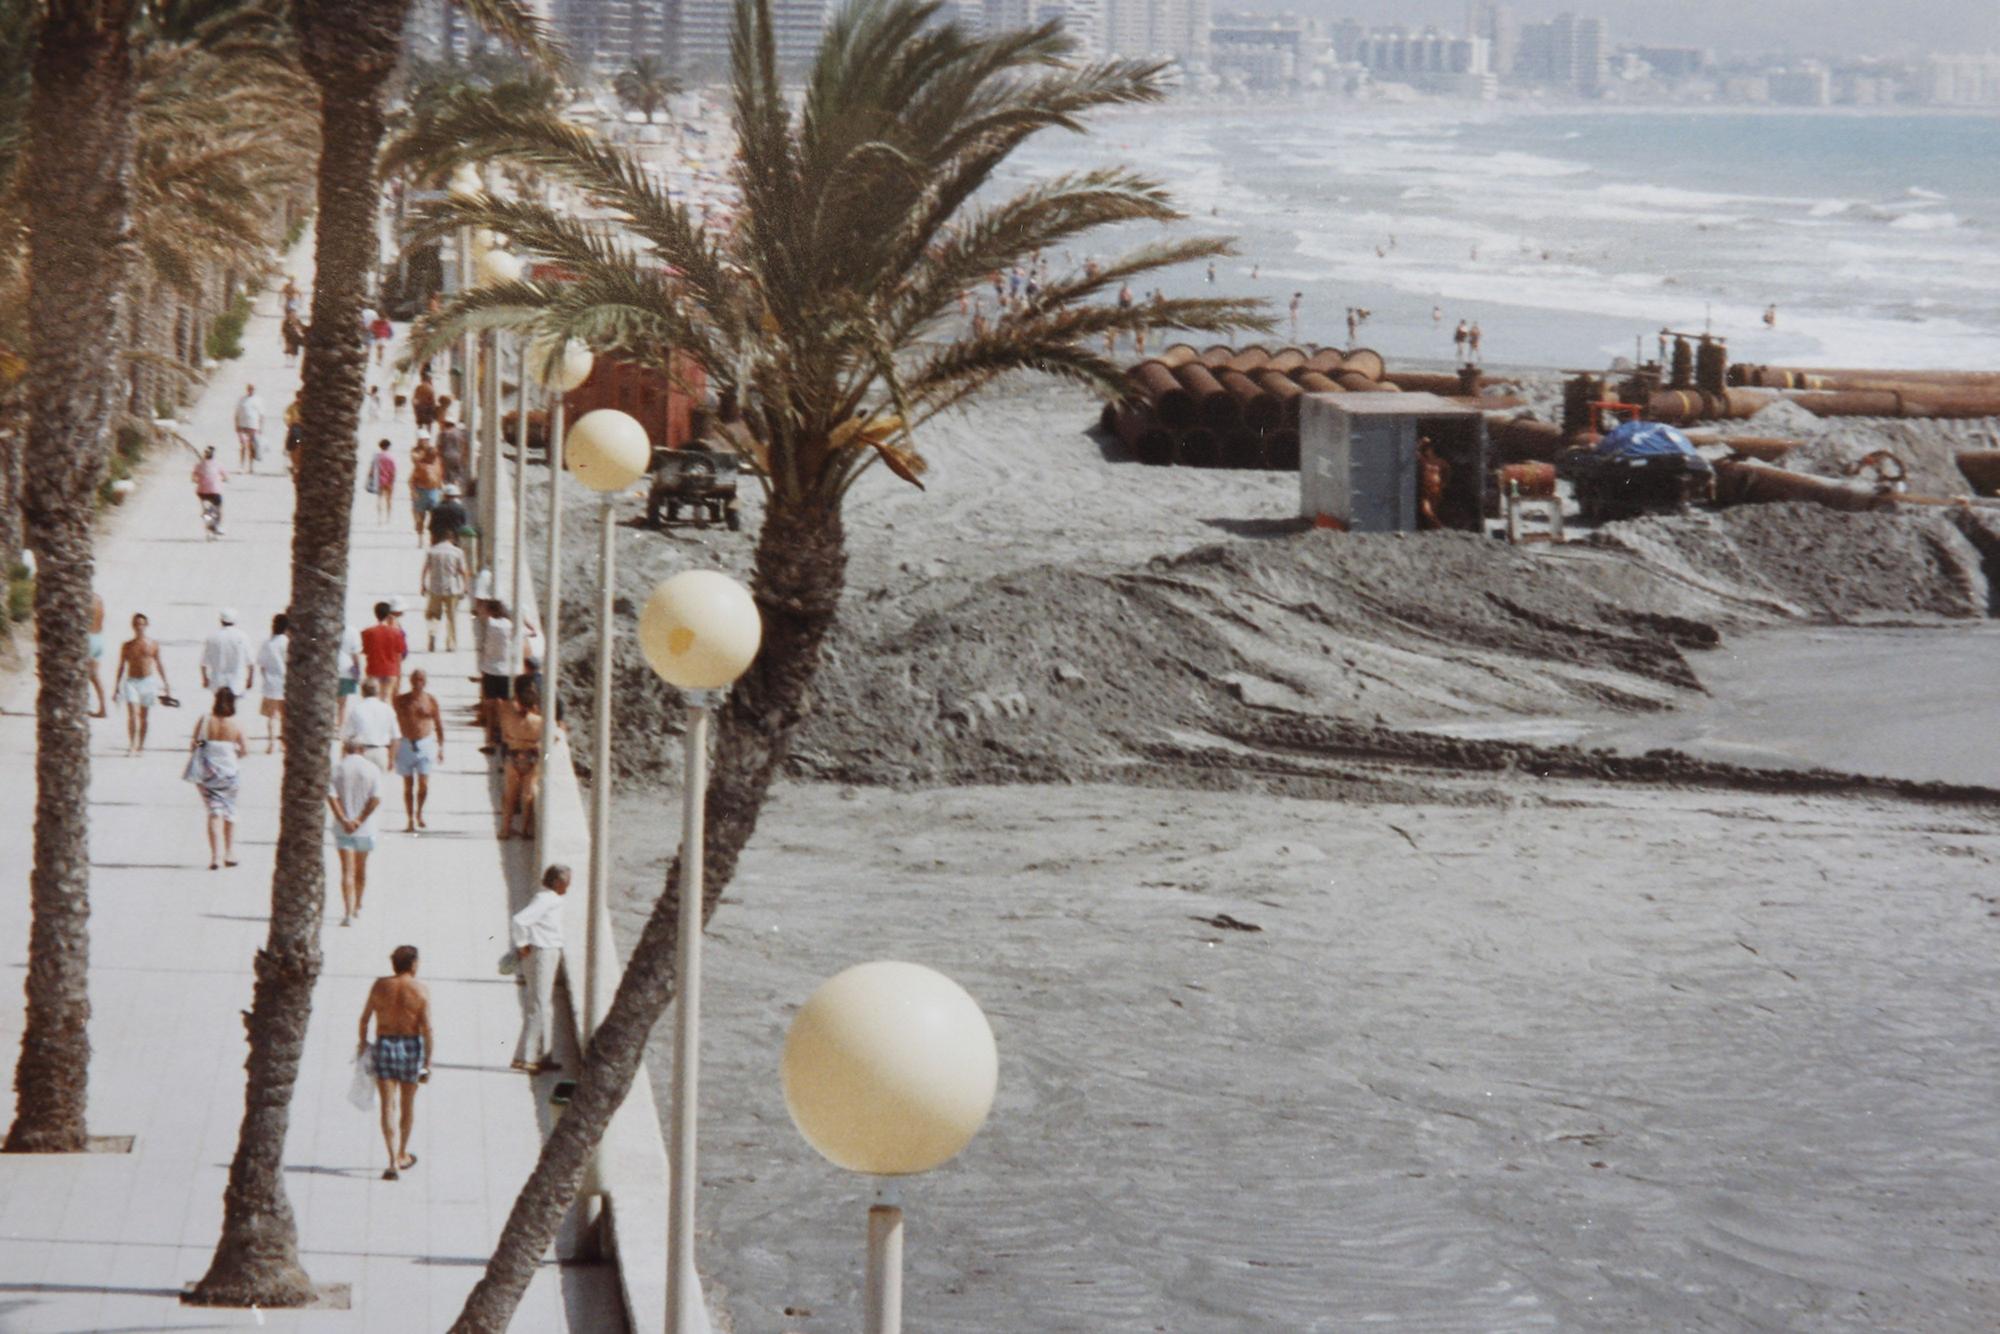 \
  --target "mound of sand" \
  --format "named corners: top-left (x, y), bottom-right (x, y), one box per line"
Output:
top-left (788, 506), bottom-right (1990, 788)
